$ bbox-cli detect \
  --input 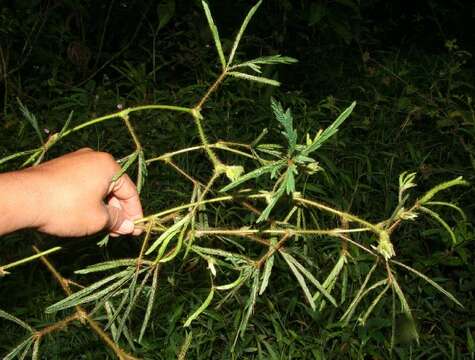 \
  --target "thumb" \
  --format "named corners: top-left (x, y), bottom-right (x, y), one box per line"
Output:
top-left (106, 204), bottom-right (135, 236)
